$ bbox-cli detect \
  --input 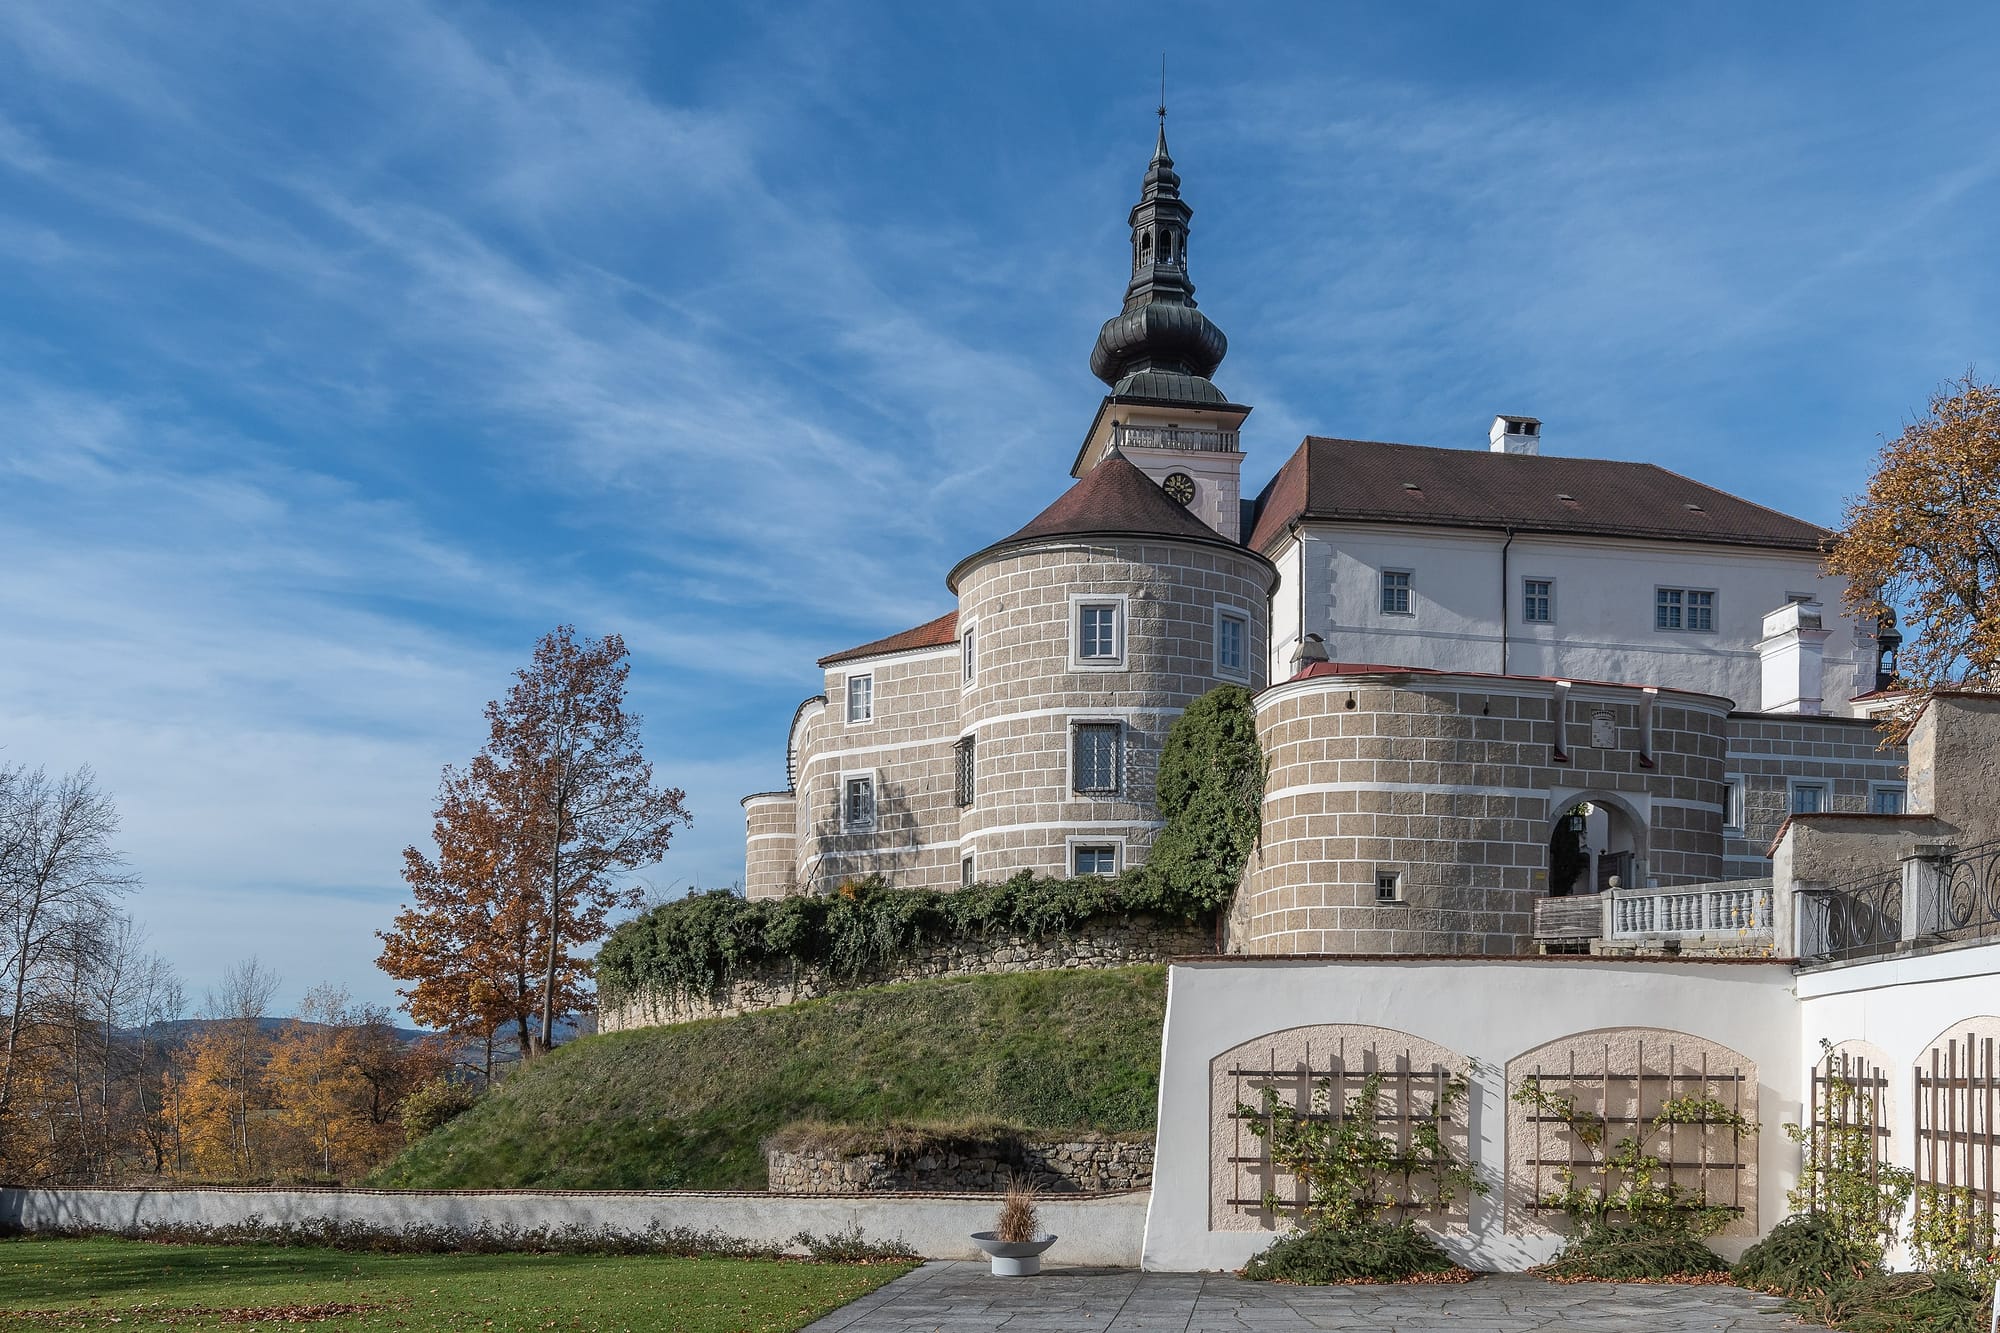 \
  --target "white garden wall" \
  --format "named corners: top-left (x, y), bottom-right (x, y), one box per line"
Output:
top-left (1143, 956), bottom-right (1802, 1272)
